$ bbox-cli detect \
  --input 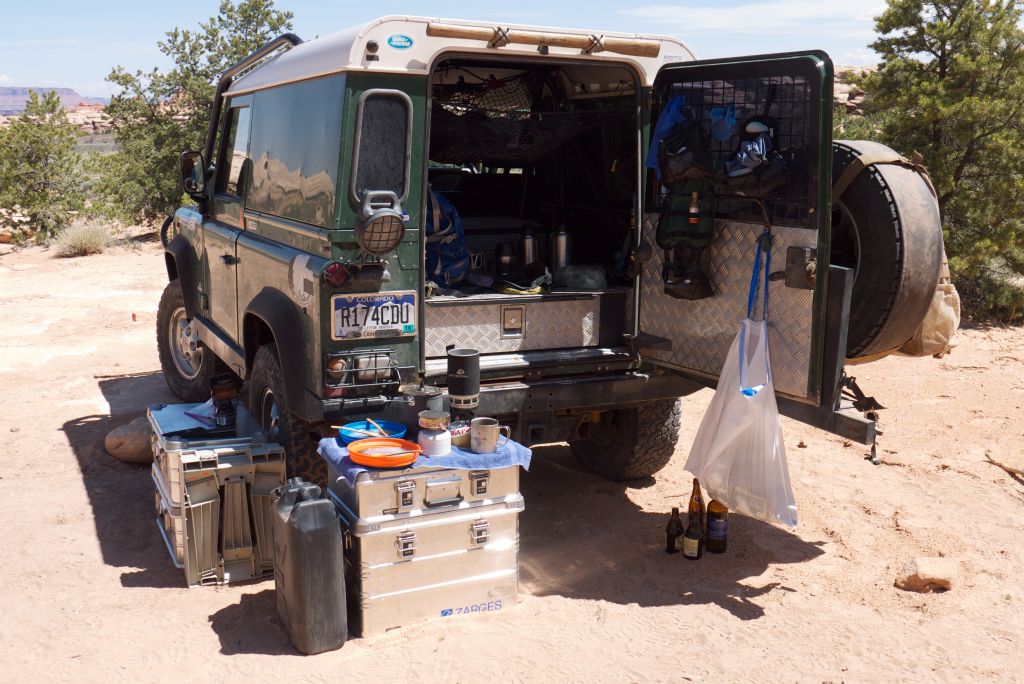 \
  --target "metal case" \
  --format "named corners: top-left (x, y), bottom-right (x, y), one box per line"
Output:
top-left (327, 459), bottom-right (520, 519)
top-left (148, 402), bottom-right (286, 586)
top-left (332, 492), bottom-right (522, 636)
